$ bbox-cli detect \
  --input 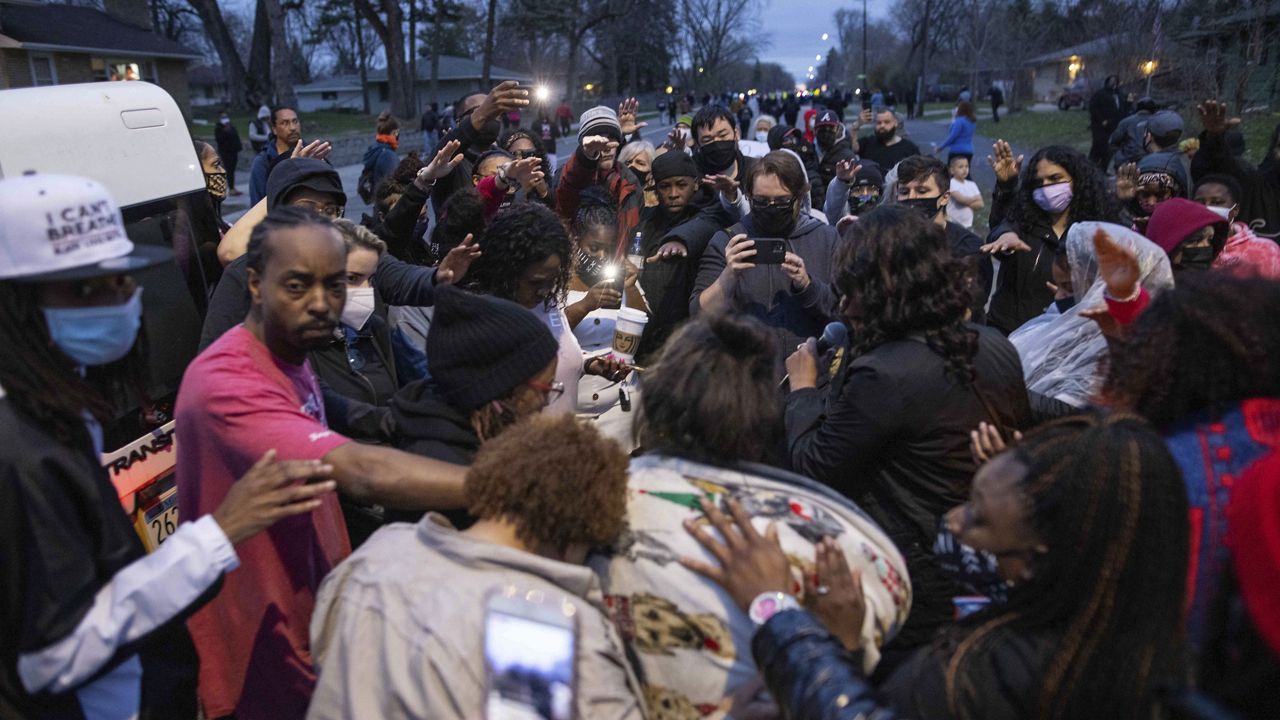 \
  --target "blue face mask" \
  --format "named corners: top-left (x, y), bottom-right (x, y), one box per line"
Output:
top-left (42, 288), bottom-right (143, 366)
